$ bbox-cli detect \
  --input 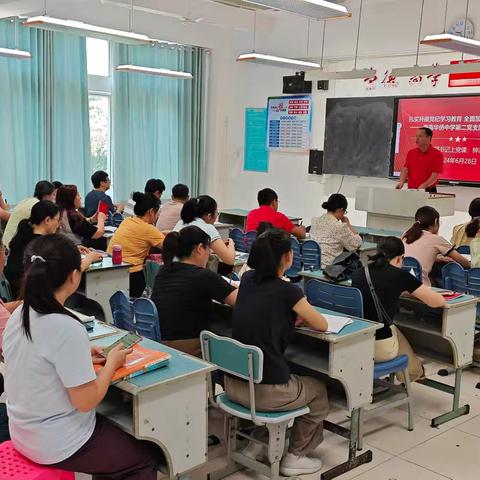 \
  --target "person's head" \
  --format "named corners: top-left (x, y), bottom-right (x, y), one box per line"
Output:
top-left (416, 127), bottom-right (433, 150)
top-left (144, 179), bottom-right (166, 199)
top-left (52, 181), bottom-right (63, 200)
top-left (248, 228), bottom-right (293, 282)
top-left (91, 170), bottom-right (111, 191)
top-left (256, 221), bottom-right (274, 236)
top-left (56, 185), bottom-right (81, 212)
top-left (322, 193), bottom-right (348, 220)
top-left (33, 180), bottom-right (55, 202)
top-left (181, 195), bottom-right (218, 225)
top-left (20, 234), bottom-right (82, 340)
top-left (466, 197), bottom-right (480, 239)
top-left (368, 236), bottom-right (405, 269)
top-left (403, 206), bottom-right (440, 244)
top-left (132, 192), bottom-right (160, 224)
top-left (172, 184), bottom-right (190, 202)
top-left (257, 188), bottom-right (278, 210)
top-left (163, 226), bottom-right (211, 269)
